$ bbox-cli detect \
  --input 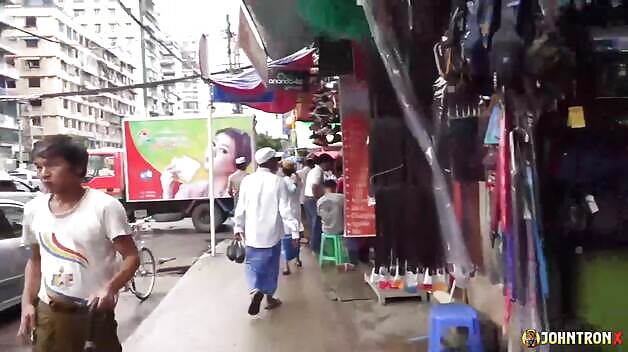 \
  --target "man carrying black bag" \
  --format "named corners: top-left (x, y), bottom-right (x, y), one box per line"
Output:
top-left (233, 148), bottom-right (299, 316)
